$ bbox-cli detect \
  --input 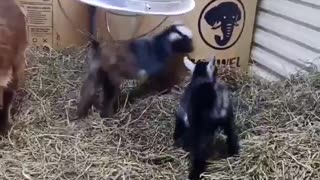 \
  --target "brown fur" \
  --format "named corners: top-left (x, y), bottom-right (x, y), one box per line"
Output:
top-left (77, 21), bottom-right (194, 118)
top-left (77, 42), bottom-right (142, 118)
top-left (77, 42), bottom-right (191, 118)
top-left (0, 0), bottom-right (28, 135)
top-left (78, 43), bottom-right (192, 118)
